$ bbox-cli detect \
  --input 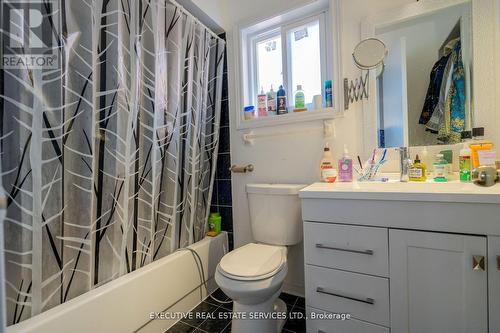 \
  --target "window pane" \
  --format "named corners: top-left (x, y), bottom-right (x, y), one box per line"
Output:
top-left (289, 20), bottom-right (322, 107)
top-left (256, 35), bottom-right (283, 97)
